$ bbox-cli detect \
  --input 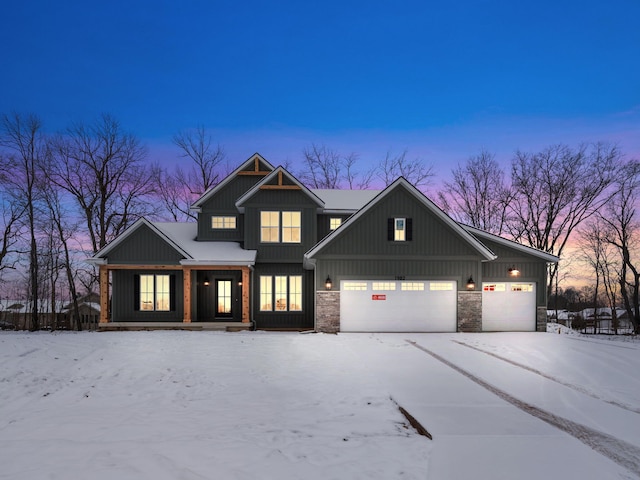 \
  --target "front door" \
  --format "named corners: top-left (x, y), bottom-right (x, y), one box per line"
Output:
top-left (216, 279), bottom-right (233, 318)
